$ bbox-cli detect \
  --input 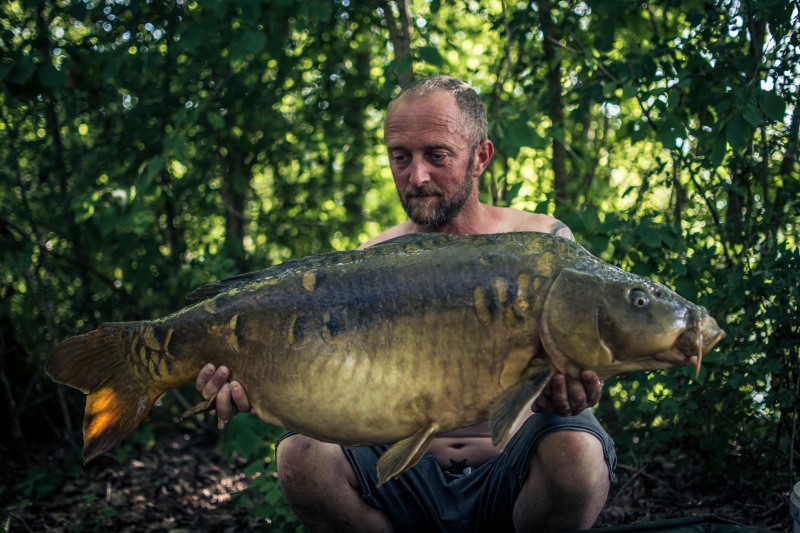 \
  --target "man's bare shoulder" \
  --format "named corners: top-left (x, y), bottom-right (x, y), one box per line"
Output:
top-left (358, 221), bottom-right (417, 250)
top-left (488, 205), bottom-right (575, 240)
